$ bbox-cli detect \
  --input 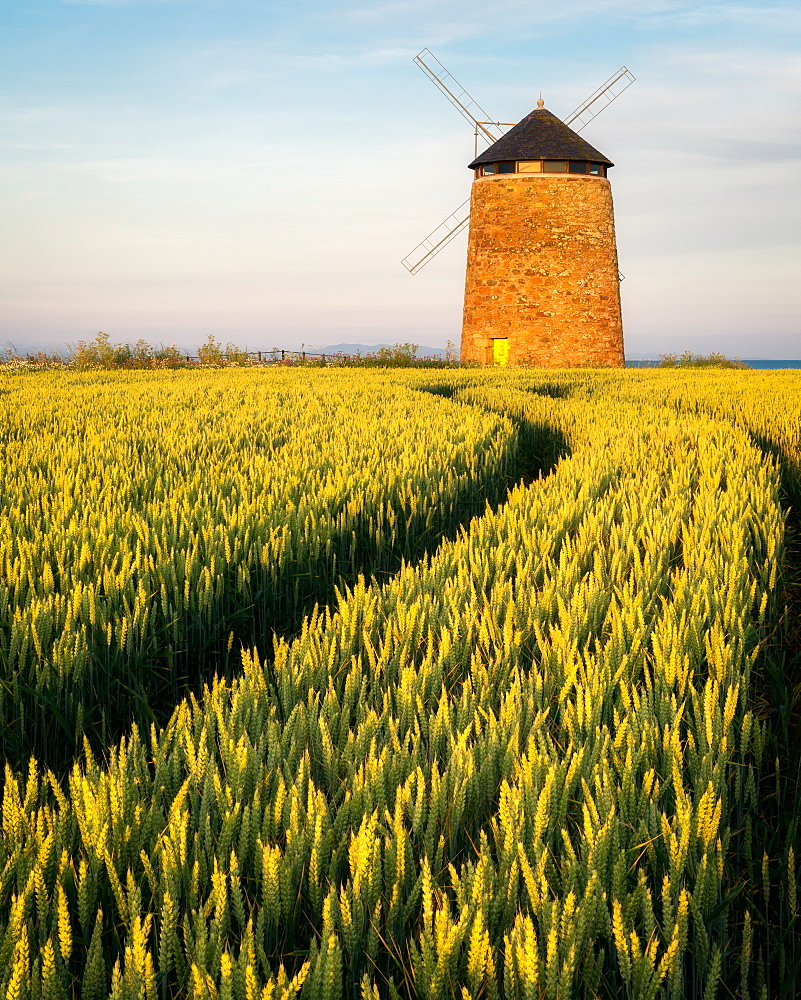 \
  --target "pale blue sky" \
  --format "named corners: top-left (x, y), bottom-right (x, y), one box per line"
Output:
top-left (2, 1), bottom-right (799, 356)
